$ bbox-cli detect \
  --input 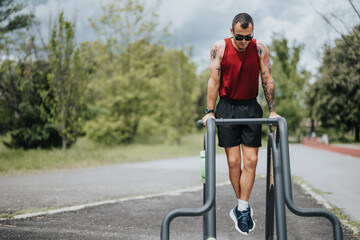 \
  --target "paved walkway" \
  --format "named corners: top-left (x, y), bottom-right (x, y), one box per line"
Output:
top-left (1, 144), bottom-right (359, 223)
top-left (277, 144), bottom-right (360, 222)
top-left (0, 143), bottom-right (359, 239)
top-left (0, 179), bottom-right (358, 239)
